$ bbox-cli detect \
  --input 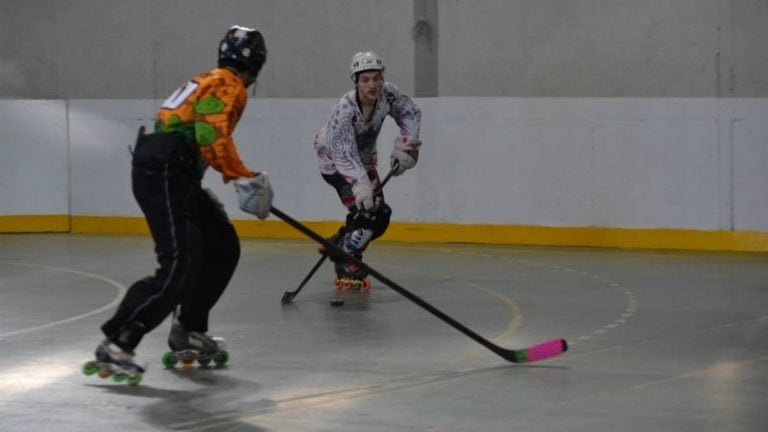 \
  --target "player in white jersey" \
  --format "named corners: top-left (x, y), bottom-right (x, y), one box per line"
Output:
top-left (313, 51), bottom-right (422, 289)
